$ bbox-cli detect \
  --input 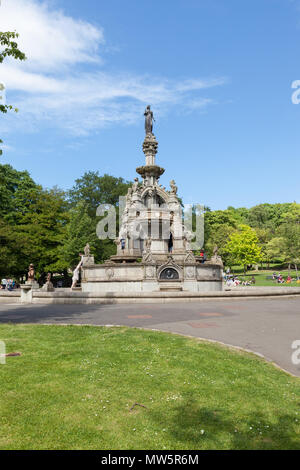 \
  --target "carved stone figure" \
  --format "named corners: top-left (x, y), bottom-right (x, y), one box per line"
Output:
top-left (183, 229), bottom-right (193, 251)
top-left (126, 187), bottom-right (133, 204)
top-left (132, 177), bottom-right (139, 194)
top-left (145, 236), bottom-right (152, 252)
top-left (71, 257), bottom-right (83, 289)
top-left (105, 267), bottom-right (114, 279)
top-left (170, 180), bottom-right (178, 195)
top-left (144, 105), bottom-right (155, 135)
top-left (42, 272), bottom-right (54, 292)
top-left (27, 264), bottom-right (35, 281)
top-left (84, 243), bottom-right (90, 257)
top-left (211, 245), bottom-right (223, 267)
top-left (213, 245), bottom-right (218, 258)
top-left (114, 237), bottom-right (120, 247)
